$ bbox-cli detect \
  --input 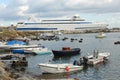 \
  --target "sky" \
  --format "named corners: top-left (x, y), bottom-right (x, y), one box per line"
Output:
top-left (0, 0), bottom-right (120, 28)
